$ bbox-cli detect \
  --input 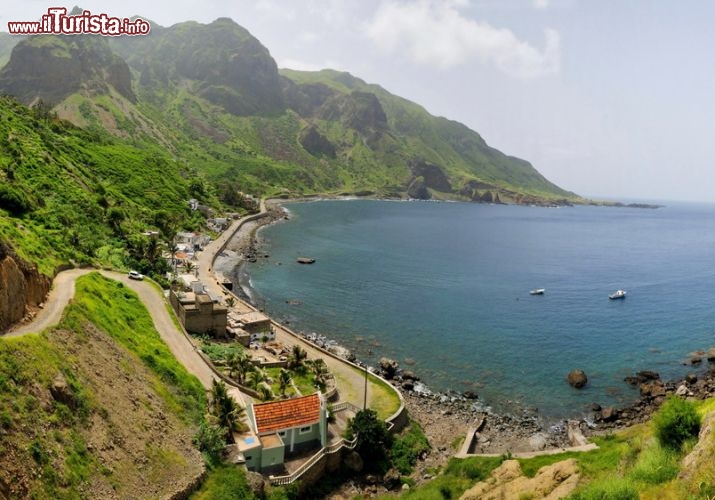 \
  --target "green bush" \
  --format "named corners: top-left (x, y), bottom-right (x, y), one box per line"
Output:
top-left (347, 409), bottom-right (392, 472)
top-left (391, 421), bottom-right (431, 475)
top-left (653, 396), bottom-right (701, 450)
